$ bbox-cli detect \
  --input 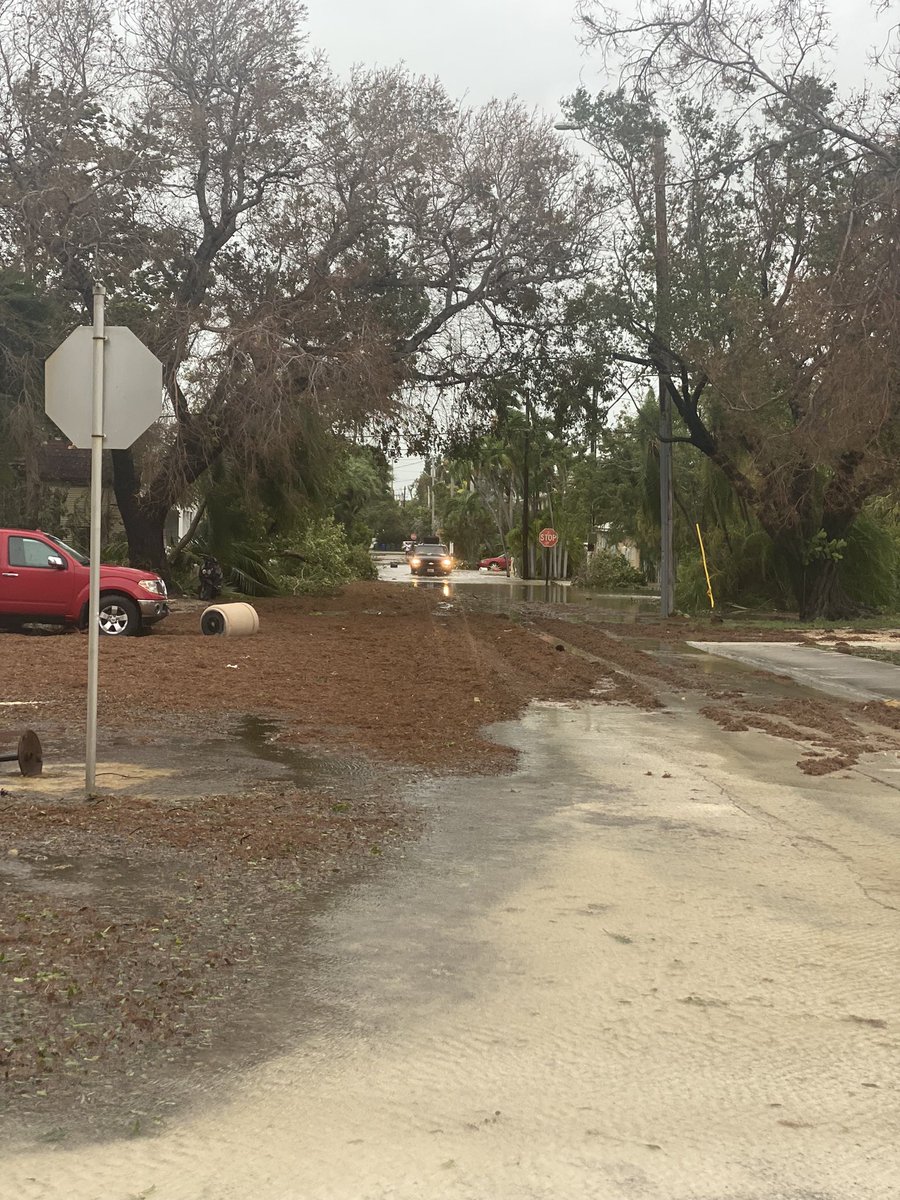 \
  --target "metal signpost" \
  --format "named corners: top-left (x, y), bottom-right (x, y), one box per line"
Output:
top-left (538, 527), bottom-right (558, 585)
top-left (45, 285), bottom-right (163, 792)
